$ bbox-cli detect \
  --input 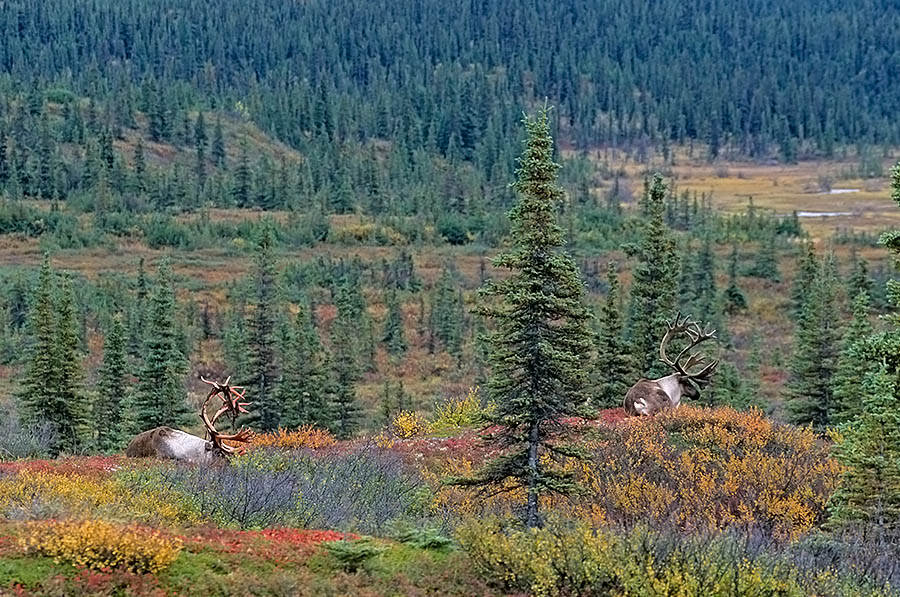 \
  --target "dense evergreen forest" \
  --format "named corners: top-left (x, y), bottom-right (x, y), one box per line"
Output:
top-left (0, 0), bottom-right (898, 233)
